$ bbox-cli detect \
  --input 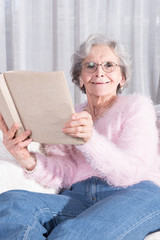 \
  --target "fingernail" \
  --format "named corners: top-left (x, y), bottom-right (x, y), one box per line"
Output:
top-left (14, 123), bottom-right (19, 129)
